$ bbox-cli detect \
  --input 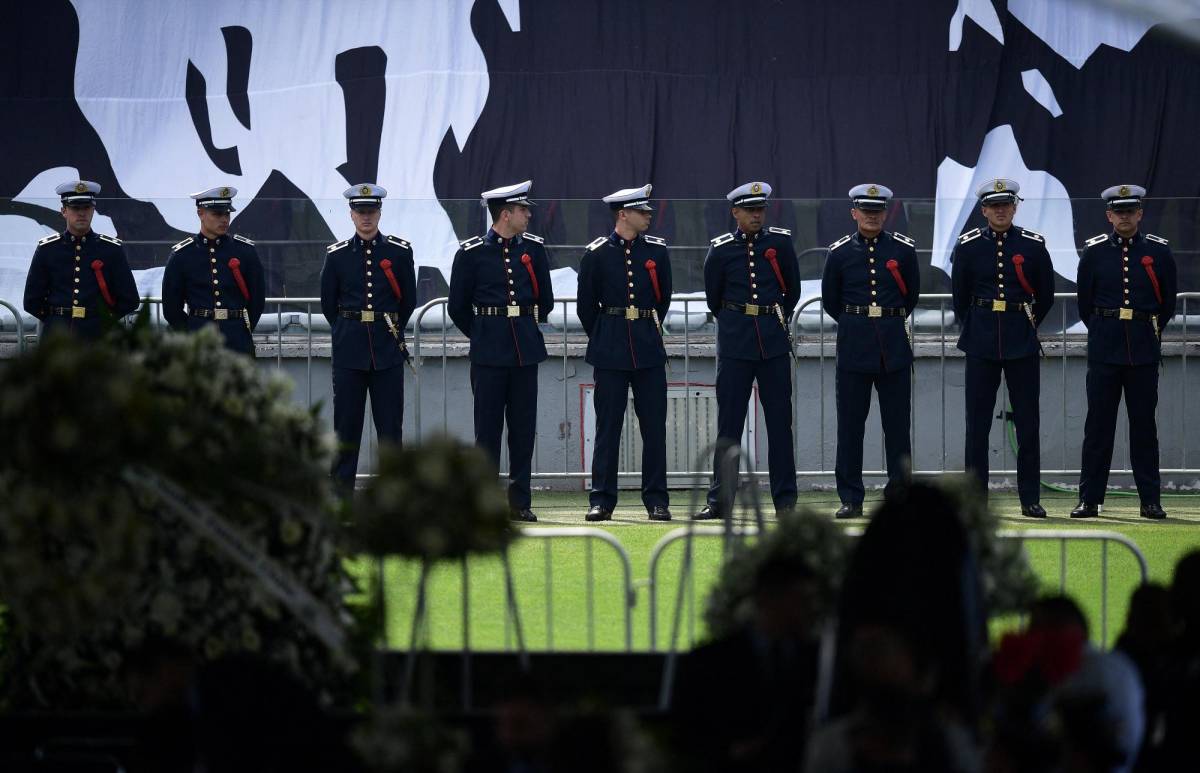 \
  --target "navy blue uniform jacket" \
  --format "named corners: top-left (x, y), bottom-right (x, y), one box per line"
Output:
top-left (320, 233), bottom-right (416, 371)
top-left (447, 230), bottom-right (555, 367)
top-left (162, 233), bottom-right (266, 354)
top-left (821, 231), bottom-right (921, 373)
top-left (1077, 231), bottom-right (1176, 366)
top-left (24, 230), bottom-right (139, 335)
top-left (951, 226), bottom-right (1055, 361)
top-left (576, 232), bottom-right (672, 370)
top-left (704, 227), bottom-right (800, 361)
